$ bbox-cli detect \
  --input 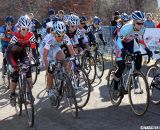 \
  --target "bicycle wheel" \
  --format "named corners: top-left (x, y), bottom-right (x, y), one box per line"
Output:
top-left (72, 67), bottom-right (91, 108)
top-left (107, 67), bottom-right (123, 106)
top-left (82, 55), bottom-right (96, 84)
top-left (95, 51), bottom-right (104, 78)
top-left (128, 72), bottom-right (149, 116)
top-left (147, 65), bottom-right (160, 104)
top-left (23, 79), bottom-right (34, 127)
top-left (63, 73), bottom-right (78, 118)
top-left (30, 57), bottom-right (38, 85)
